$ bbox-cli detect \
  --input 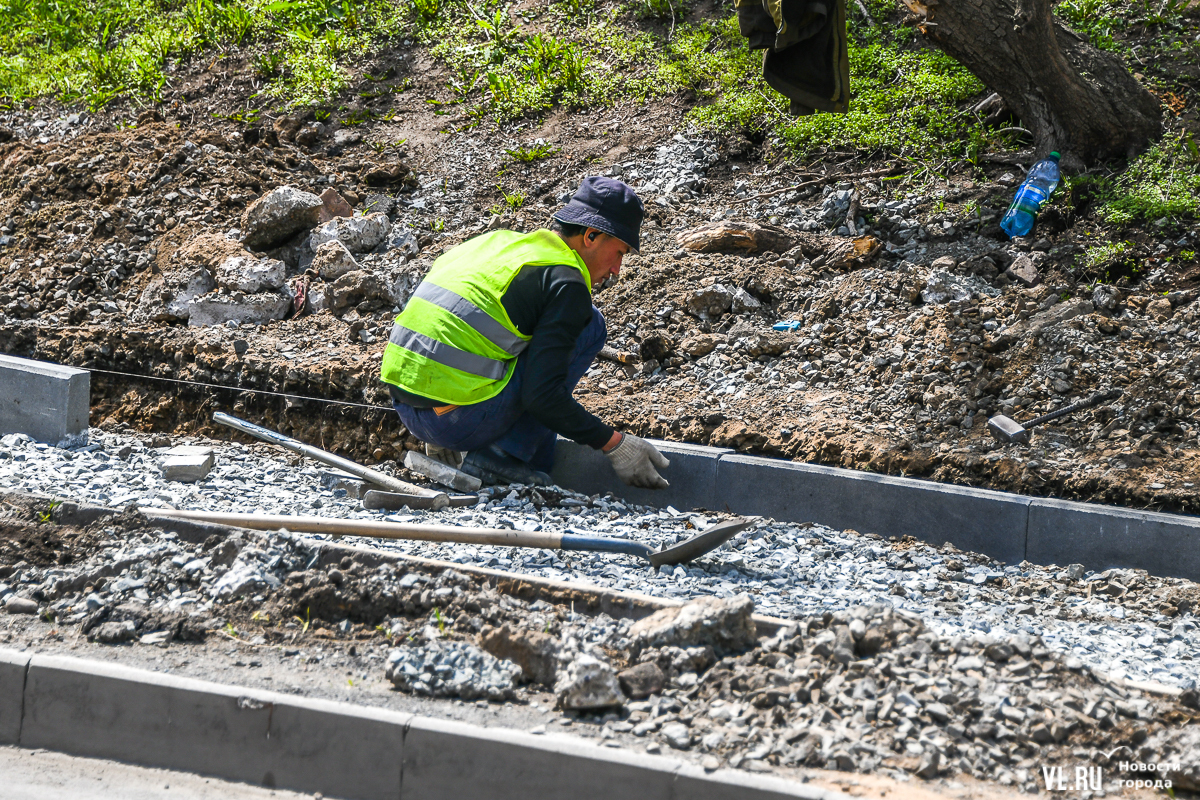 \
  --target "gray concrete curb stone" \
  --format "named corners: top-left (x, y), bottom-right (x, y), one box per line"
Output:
top-left (1027, 497), bottom-right (1200, 579)
top-left (0, 354), bottom-right (89, 447)
top-left (551, 436), bottom-right (1200, 580)
top-left (552, 438), bottom-right (731, 511)
top-left (4, 648), bottom-right (849, 800)
top-left (0, 648), bottom-right (29, 745)
top-left (715, 454), bottom-right (1032, 565)
top-left (21, 653), bottom-right (406, 800)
